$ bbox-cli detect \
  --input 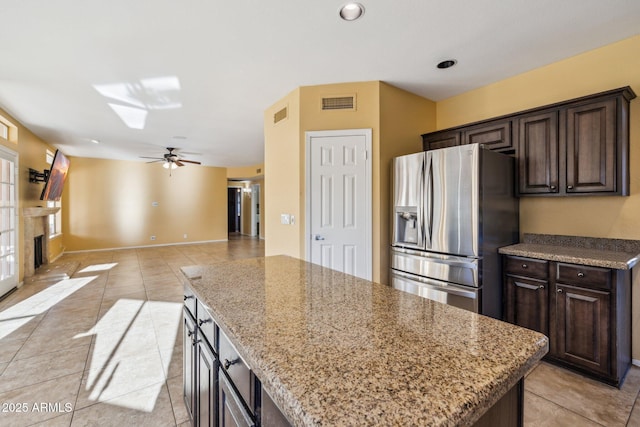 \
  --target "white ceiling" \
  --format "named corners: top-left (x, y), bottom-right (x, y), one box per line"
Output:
top-left (1, 0), bottom-right (639, 167)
